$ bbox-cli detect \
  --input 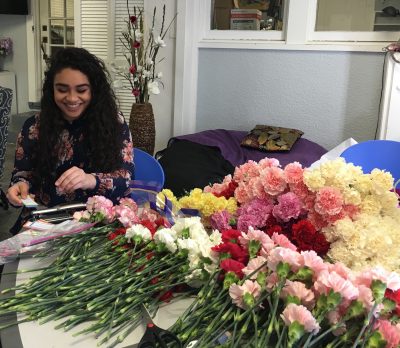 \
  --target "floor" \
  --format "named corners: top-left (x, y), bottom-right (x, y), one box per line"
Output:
top-left (0, 113), bottom-right (33, 241)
